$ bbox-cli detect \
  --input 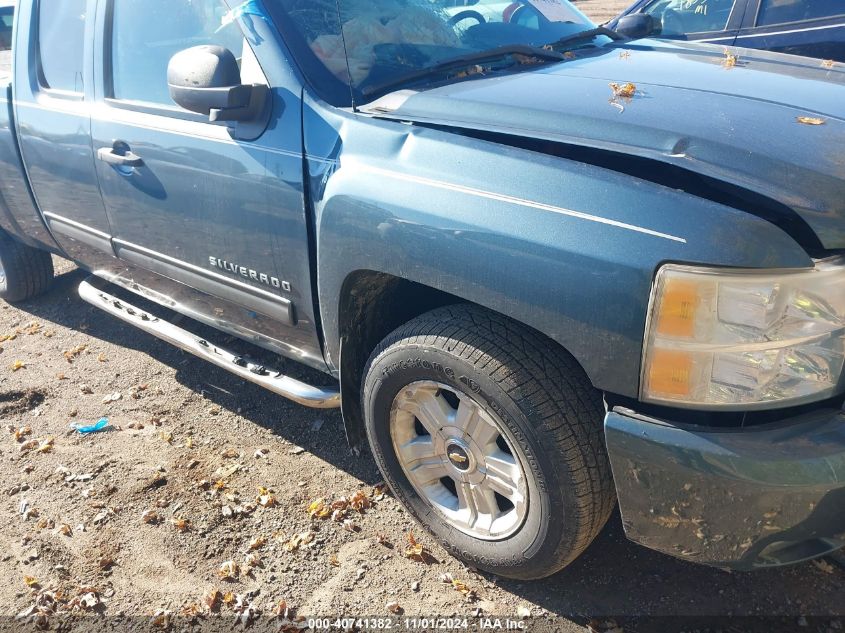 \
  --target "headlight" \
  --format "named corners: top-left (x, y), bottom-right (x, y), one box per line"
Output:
top-left (642, 259), bottom-right (845, 409)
